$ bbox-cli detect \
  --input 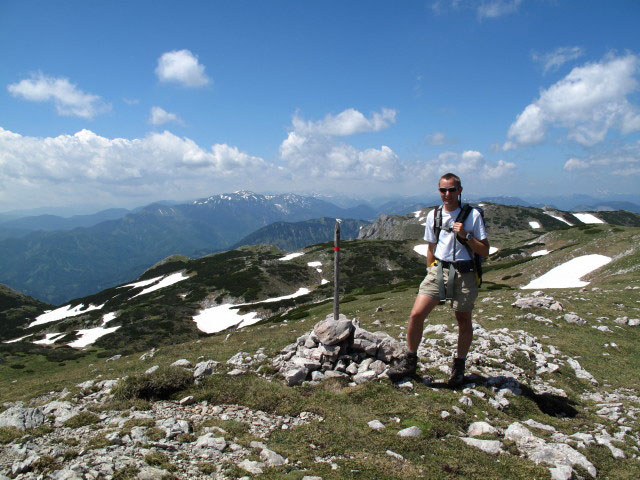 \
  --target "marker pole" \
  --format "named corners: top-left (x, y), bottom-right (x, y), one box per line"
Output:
top-left (333, 221), bottom-right (340, 320)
